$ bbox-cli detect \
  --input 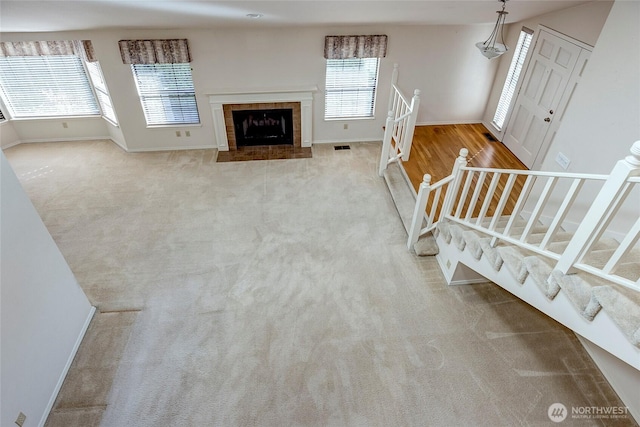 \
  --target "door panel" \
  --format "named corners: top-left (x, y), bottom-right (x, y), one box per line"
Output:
top-left (503, 30), bottom-right (584, 168)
